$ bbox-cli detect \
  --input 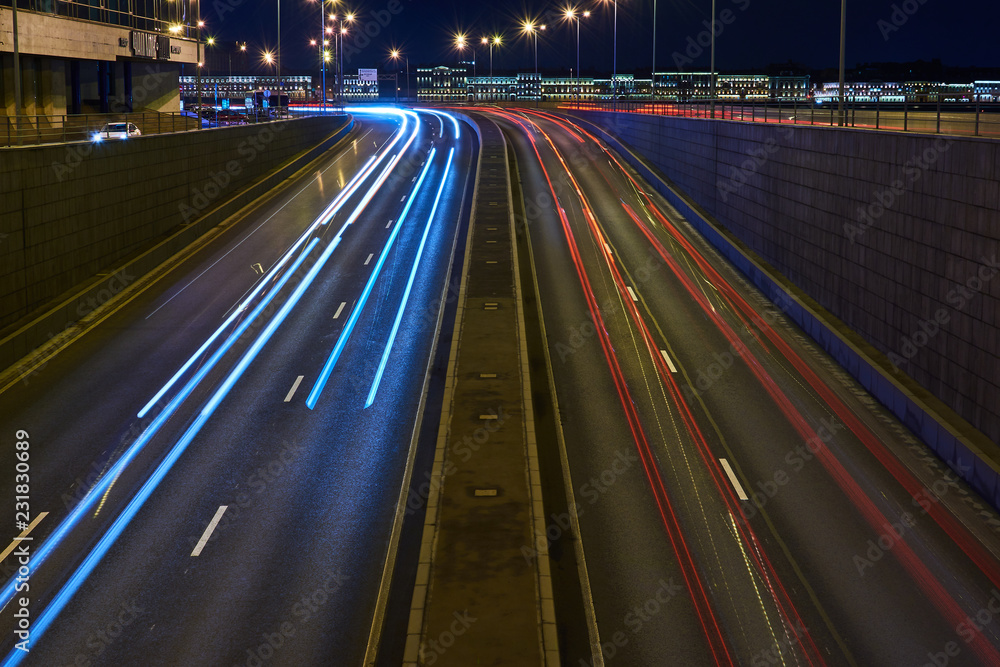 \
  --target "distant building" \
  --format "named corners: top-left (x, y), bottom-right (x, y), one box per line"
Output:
top-left (653, 72), bottom-right (713, 101)
top-left (974, 81), bottom-right (1000, 102)
top-left (937, 83), bottom-right (974, 102)
top-left (466, 75), bottom-right (517, 101)
top-left (815, 81), bottom-right (977, 103)
top-left (814, 81), bottom-right (906, 102)
top-left (417, 66), bottom-right (467, 102)
top-left (651, 73), bottom-right (808, 102)
top-left (718, 74), bottom-right (770, 100)
top-left (180, 75), bottom-right (313, 105)
top-left (179, 74), bottom-right (376, 106)
top-left (419, 66), bottom-right (987, 106)
top-left (769, 75), bottom-right (810, 102)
